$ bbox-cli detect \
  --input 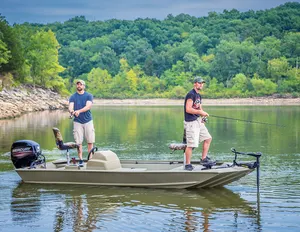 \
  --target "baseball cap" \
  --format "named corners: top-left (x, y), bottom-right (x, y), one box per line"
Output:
top-left (194, 76), bottom-right (206, 83)
top-left (76, 80), bottom-right (85, 86)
